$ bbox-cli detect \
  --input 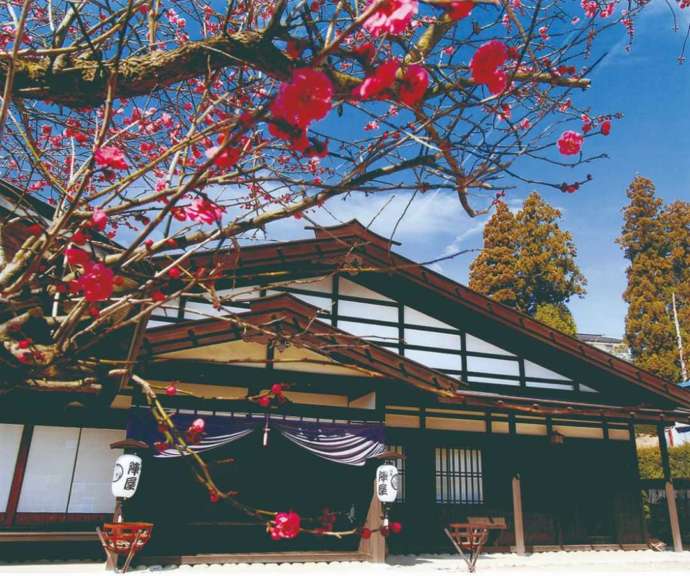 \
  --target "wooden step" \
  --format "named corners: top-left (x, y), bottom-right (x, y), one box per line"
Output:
top-left (0, 531), bottom-right (98, 543)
